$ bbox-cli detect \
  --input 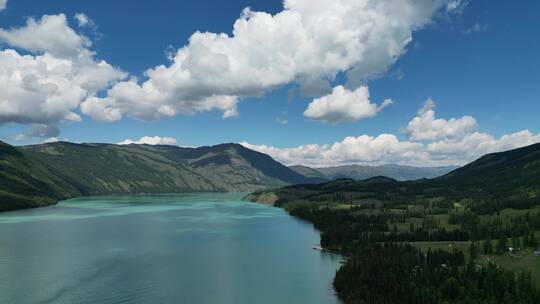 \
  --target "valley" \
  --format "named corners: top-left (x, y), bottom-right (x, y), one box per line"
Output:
top-left (0, 141), bottom-right (317, 211)
top-left (3, 139), bottom-right (540, 303)
top-left (246, 143), bottom-right (540, 303)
